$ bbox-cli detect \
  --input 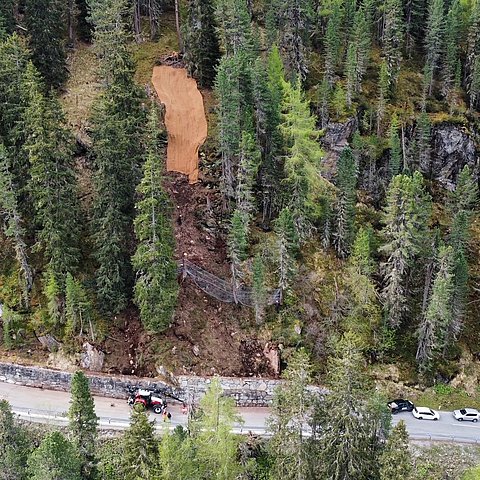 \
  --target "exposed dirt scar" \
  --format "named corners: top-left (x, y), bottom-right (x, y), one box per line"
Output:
top-left (151, 66), bottom-right (207, 184)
